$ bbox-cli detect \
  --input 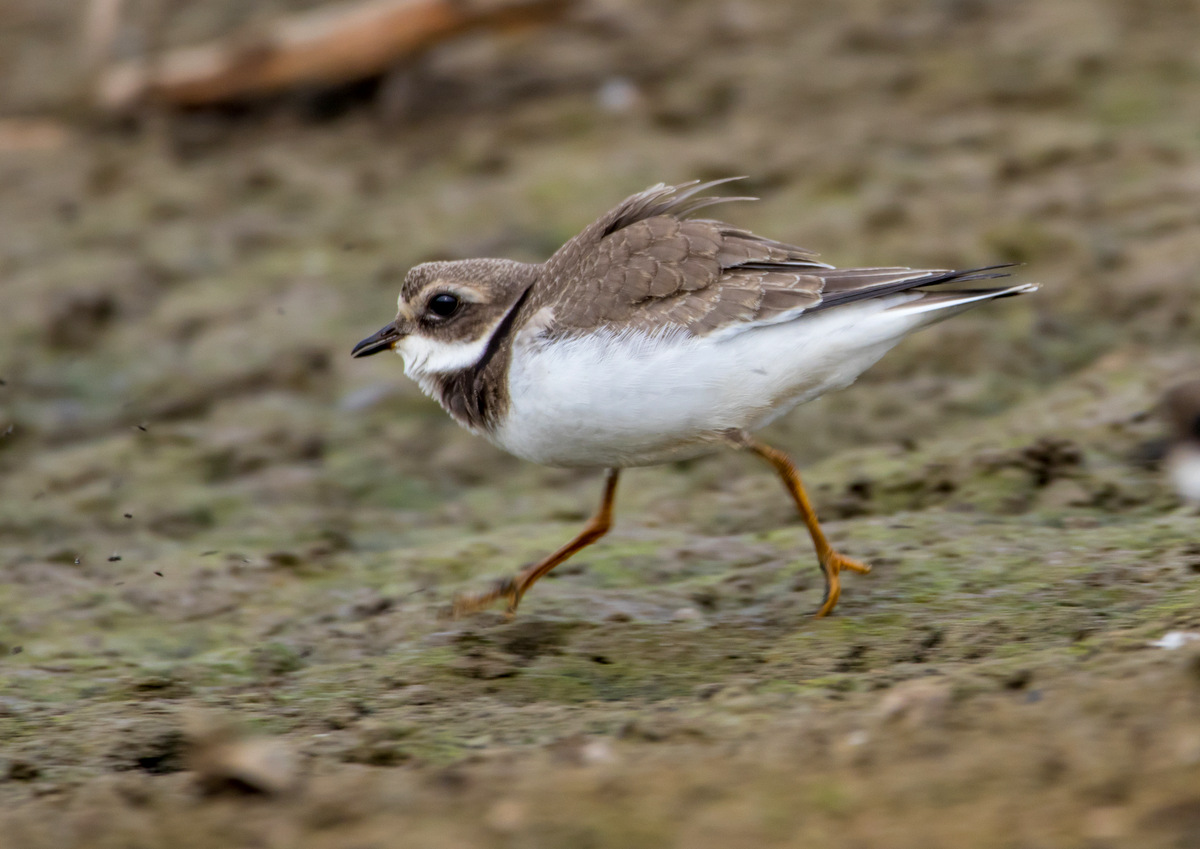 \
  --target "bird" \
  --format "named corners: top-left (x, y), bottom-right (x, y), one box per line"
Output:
top-left (1163, 379), bottom-right (1200, 505)
top-left (352, 178), bottom-right (1037, 618)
